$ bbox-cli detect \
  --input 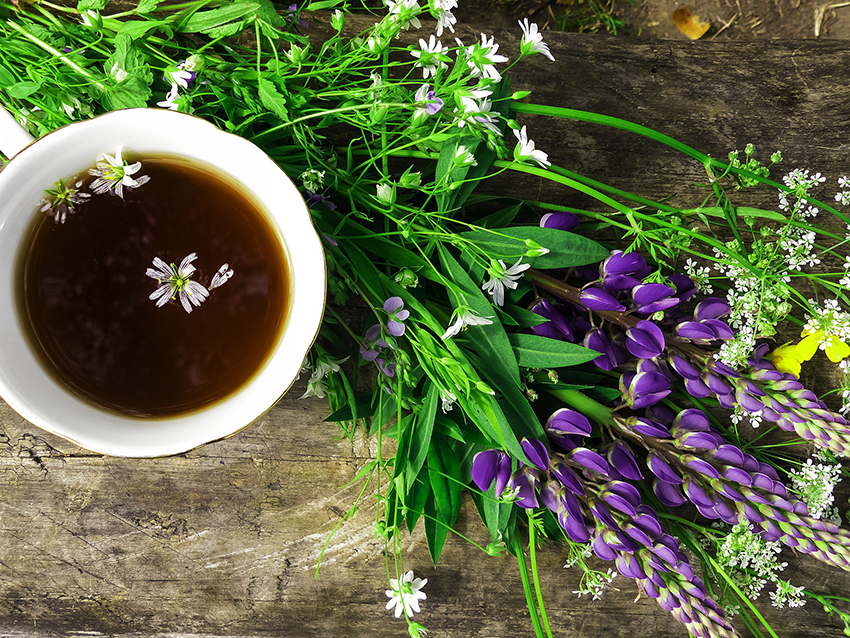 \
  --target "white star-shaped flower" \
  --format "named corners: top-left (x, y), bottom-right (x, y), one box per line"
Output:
top-left (482, 258), bottom-right (530, 306)
top-left (385, 571), bottom-right (428, 618)
top-left (518, 18), bottom-right (555, 62)
top-left (440, 308), bottom-right (494, 340)
top-left (513, 125), bottom-right (550, 167)
top-left (88, 148), bottom-right (151, 199)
